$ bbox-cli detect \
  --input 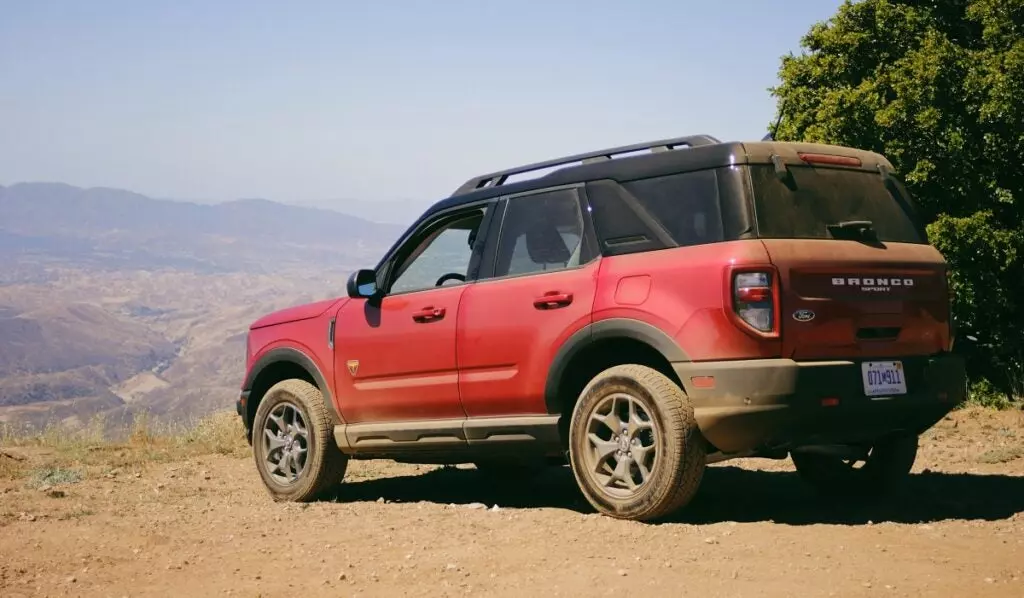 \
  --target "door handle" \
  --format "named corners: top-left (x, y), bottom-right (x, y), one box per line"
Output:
top-left (533, 292), bottom-right (573, 309)
top-left (412, 306), bottom-right (446, 323)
